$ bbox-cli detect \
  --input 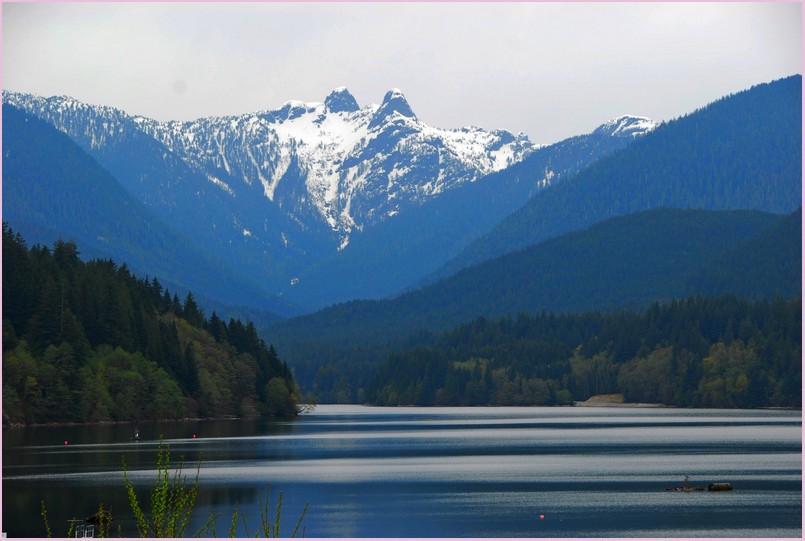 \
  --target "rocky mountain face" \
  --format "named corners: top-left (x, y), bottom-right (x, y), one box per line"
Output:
top-left (282, 113), bottom-right (660, 308)
top-left (5, 89), bottom-right (535, 245)
top-left (3, 88), bottom-right (656, 312)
